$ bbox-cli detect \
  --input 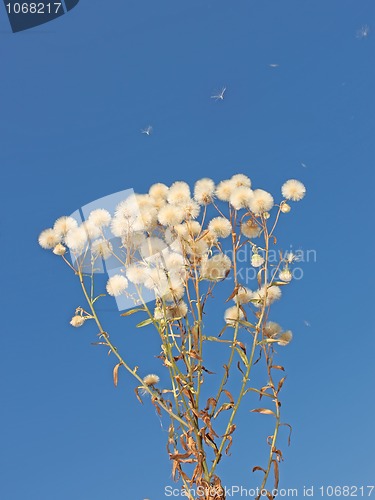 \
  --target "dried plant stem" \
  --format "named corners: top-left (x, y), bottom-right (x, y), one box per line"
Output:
top-left (77, 269), bottom-right (189, 429)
